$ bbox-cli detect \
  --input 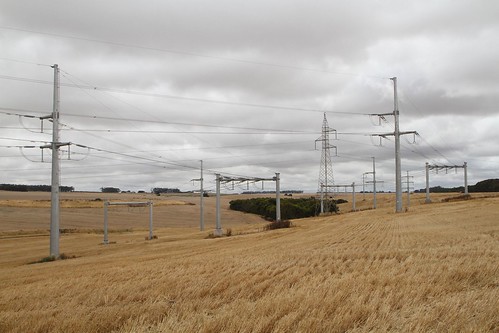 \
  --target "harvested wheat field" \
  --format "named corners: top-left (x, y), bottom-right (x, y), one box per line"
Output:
top-left (0, 191), bottom-right (498, 332)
